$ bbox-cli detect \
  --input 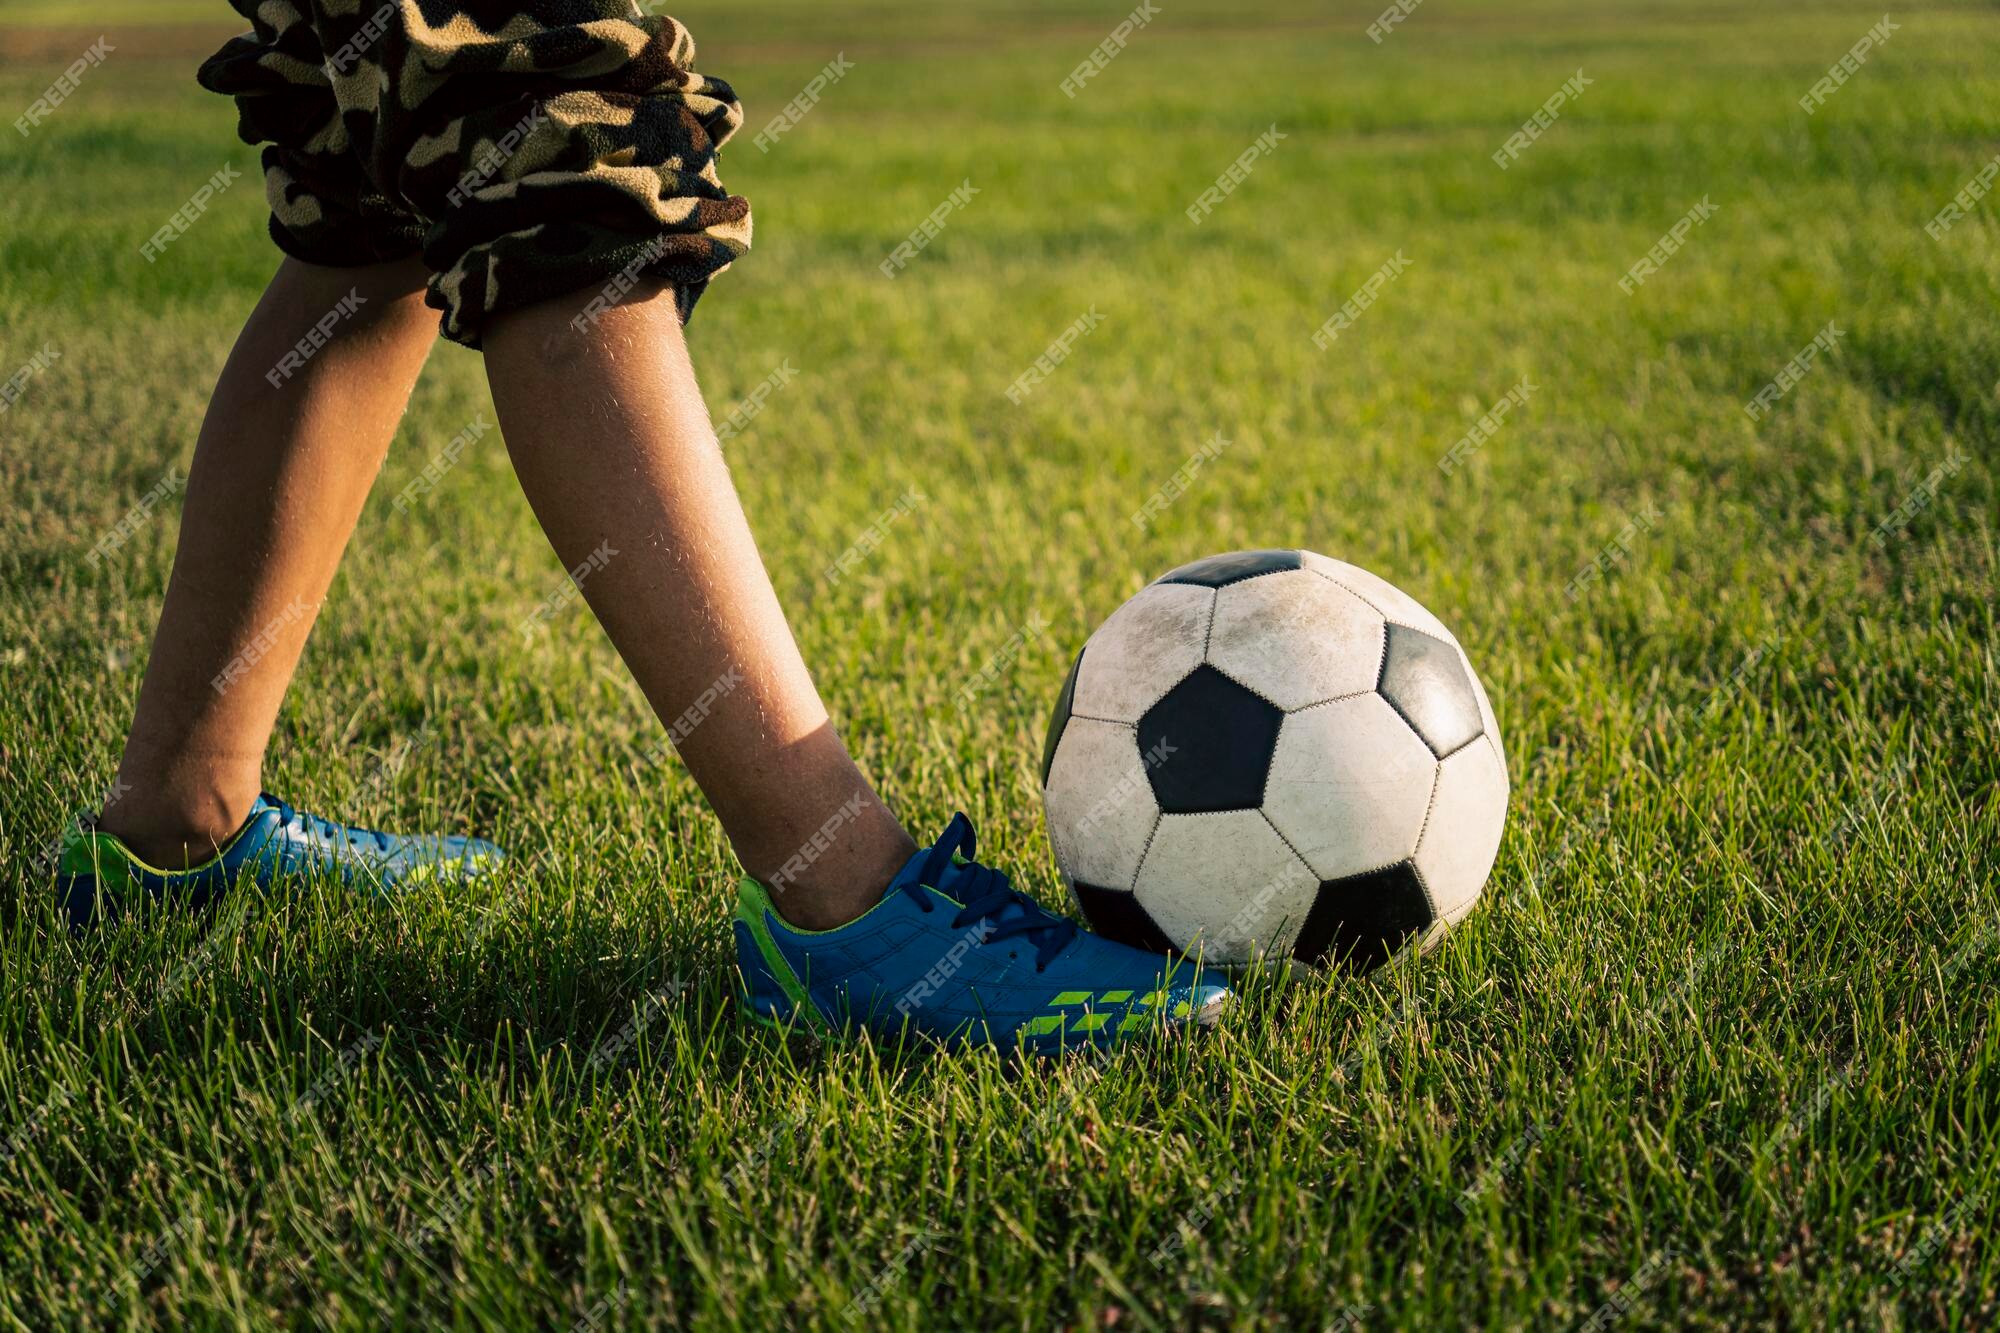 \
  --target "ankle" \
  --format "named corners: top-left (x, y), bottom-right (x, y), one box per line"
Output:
top-left (94, 786), bottom-right (256, 871)
top-left (768, 876), bottom-right (890, 932)
top-left (752, 809), bottom-right (916, 932)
